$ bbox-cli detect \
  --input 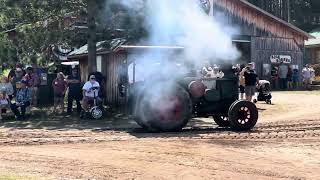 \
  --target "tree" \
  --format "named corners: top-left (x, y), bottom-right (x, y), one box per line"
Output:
top-left (0, 0), bottom-right (87, 65)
